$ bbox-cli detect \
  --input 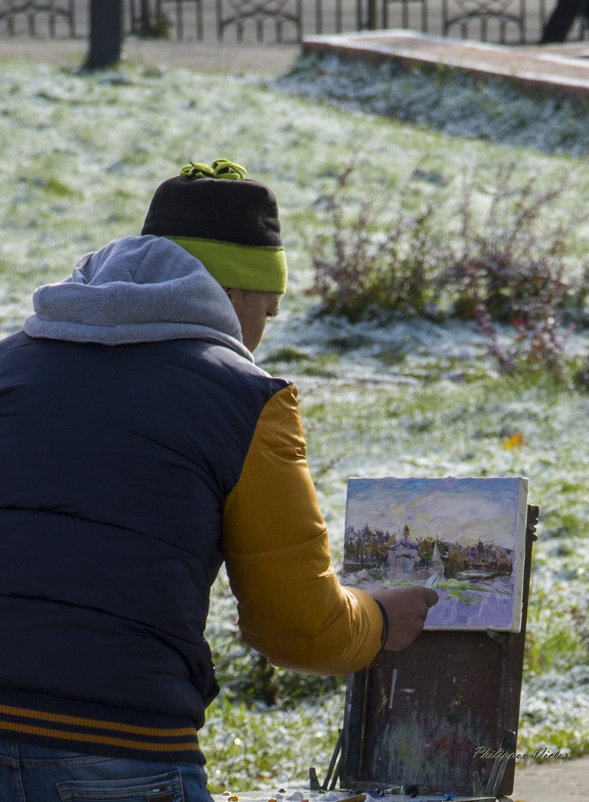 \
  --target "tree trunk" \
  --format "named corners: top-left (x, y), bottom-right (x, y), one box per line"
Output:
top-left (85, 0), bottom-right (124, 70)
